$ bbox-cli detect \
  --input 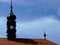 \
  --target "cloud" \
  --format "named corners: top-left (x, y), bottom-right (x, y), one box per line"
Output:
top-left (57, 8), bottom-right (60, 15)
top-left (12, 0), bottom-right (60, 7)
top-left (0, 0), bottom-right (10, 3)
top-left (0, 0), bottom-right (60, 7)
top-left (0, 17), bottom-right (6, 37)
top-left (16, 16), bottom-right (58, 37)
top-left (0, 0), bottom-right (60, 21)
